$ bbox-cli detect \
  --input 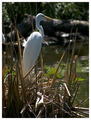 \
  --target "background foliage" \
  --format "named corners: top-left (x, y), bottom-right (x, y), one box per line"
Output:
top-left (2, 2), bottom-right (89, 24)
